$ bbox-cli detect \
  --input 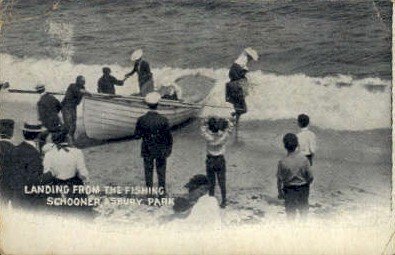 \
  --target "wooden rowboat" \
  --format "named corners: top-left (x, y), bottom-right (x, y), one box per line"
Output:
top-left (82, 93), bottom-right (206, 140)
